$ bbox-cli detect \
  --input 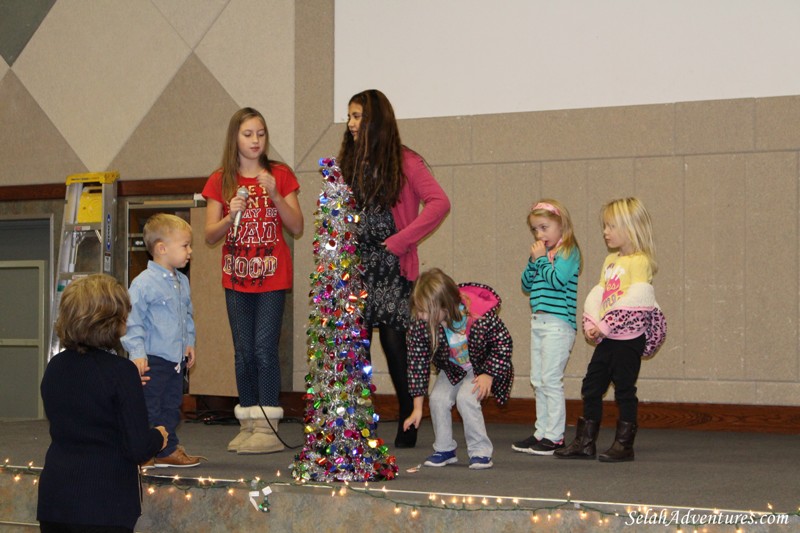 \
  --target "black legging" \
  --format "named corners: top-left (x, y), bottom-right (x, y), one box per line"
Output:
top-left (366, 325), bottom-right (414, 427)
